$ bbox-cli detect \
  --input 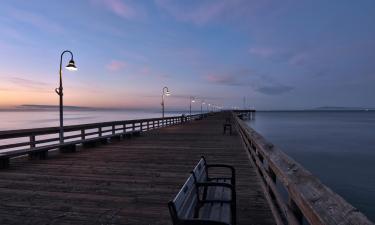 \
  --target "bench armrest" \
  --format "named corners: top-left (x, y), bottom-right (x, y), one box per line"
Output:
top-left (206, 164), bottom-right (236, 185)
top-left (196, 182), bottom-right (236, 202)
